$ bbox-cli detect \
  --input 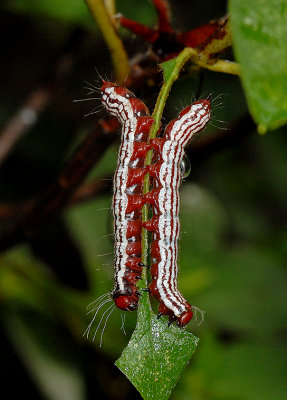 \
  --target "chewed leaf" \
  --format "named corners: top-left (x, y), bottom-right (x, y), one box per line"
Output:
top-left (230, 0), bottom-right (287, 132)
top-left (116, 292), bottom-right (198, 400)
